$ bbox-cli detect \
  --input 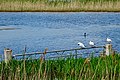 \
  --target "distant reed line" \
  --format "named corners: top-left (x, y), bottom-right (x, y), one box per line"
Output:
top-left (0, 0), bottom-right (120, 12)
